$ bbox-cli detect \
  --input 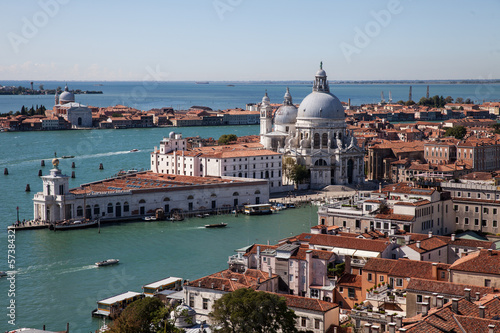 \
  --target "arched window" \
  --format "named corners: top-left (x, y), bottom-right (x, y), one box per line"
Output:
top-left (265, 170), bottom-right (269, 178)
top-left (107, 203), bottom-right (113, 214)
top-left (93, 204), bottom-right (100, 215)
top-left (85, 205), bottom-right (91, 218)
top-left (123, 202), bottom-right (129, 212)
top-left (322, 133), bottom-right (328, 147)
top-left (77, 206), bottom-right (83, 217)
top-left (255, 190), bottom-right (261, 194)
top-left (233, 192), bottom-right (239, 196)
top-left (313, 133), bottom-right (320, 149)
top-left (315, 159), bottom-right (327, 166)
top-left (139, 199), bottom-right (146, 204)
top-left (187, 195), bottom-right (194, 200)
top-left (163, 197), bottom-right (170, 202)
top-left (211, 193), bottom-right (217, 198)
top-left (238, 172), bottom-right (242, 177)
top-left (78, 117), bottom-right (82, 126)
